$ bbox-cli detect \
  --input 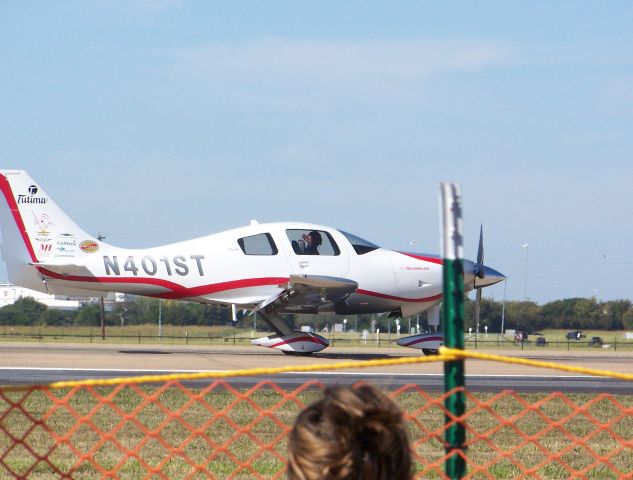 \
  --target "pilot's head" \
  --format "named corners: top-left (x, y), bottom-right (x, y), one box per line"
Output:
top-left (309, 231), bottom-right (322, 246)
